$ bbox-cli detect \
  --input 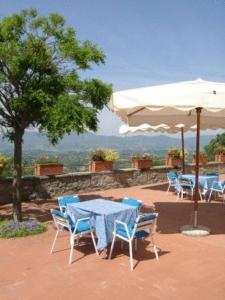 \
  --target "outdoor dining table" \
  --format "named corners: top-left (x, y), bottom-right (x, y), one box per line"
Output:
top-left (179, 174), bottom-right (219, 193)
top-left (66, 199), bottom-right (138, 251)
